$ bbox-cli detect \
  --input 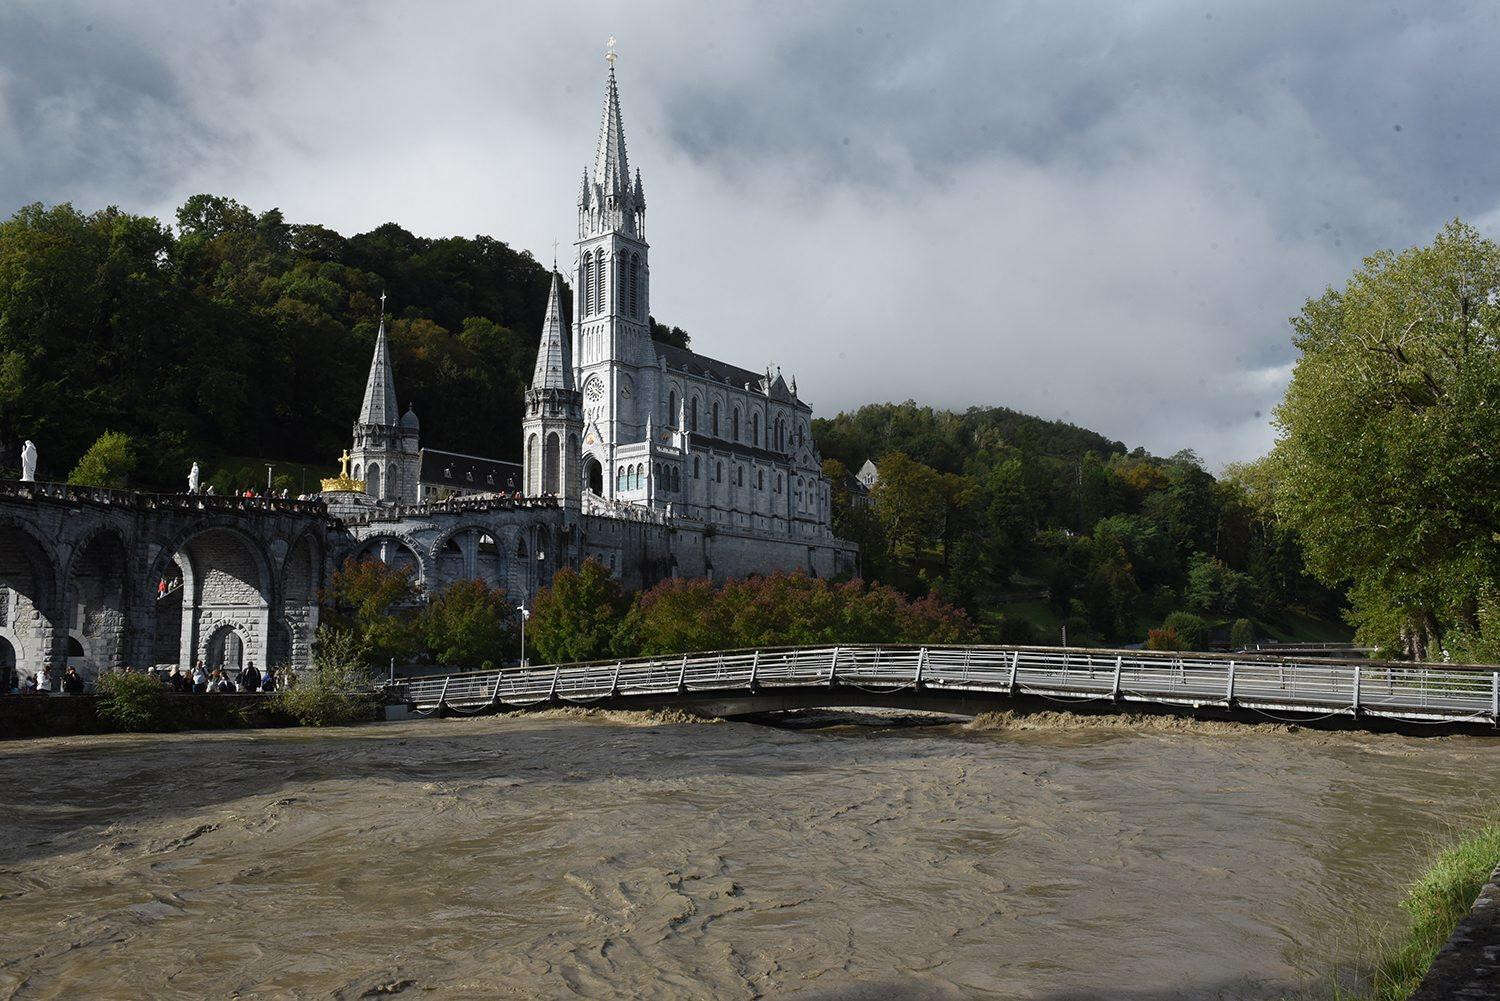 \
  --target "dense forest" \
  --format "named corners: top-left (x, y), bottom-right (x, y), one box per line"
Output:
top-left (0, 195), bottom-right (1349, 649)
top-left (0, 195), bottom-right (619, 487)
top-left (817, 402), bottom-right (1344, 647)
